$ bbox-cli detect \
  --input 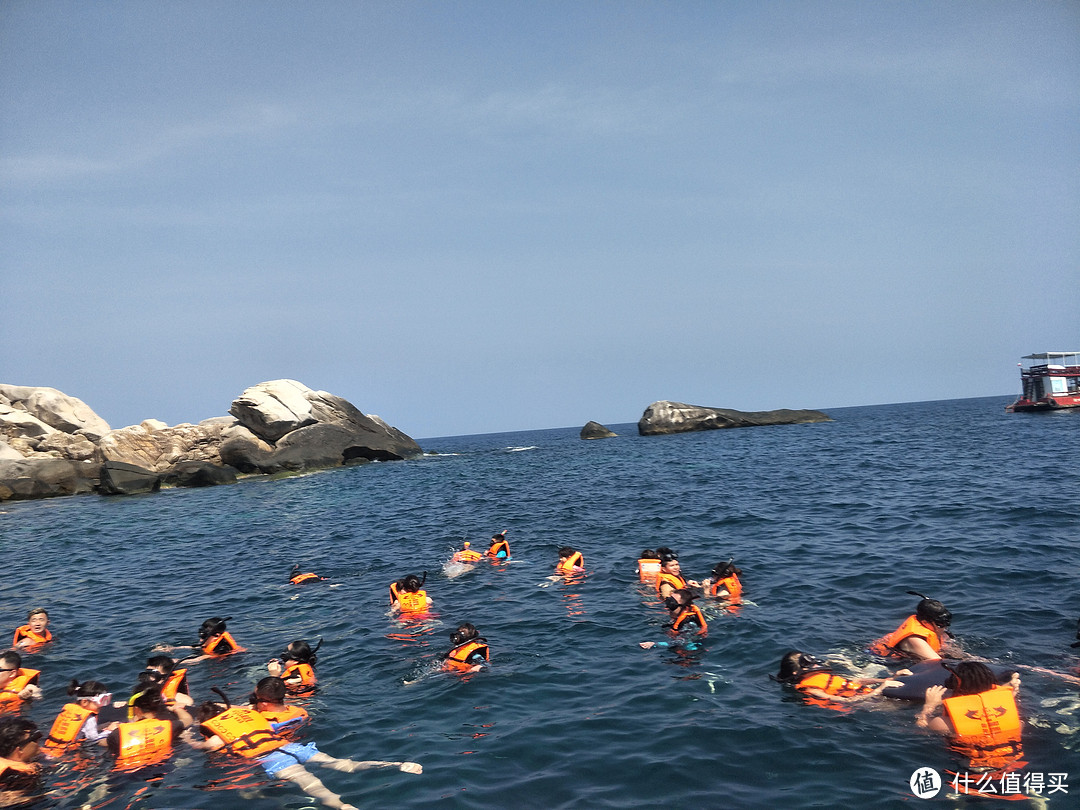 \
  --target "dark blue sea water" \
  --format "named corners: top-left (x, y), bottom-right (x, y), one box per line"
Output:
top-left (3, 396), bottom-right (1078, 809)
